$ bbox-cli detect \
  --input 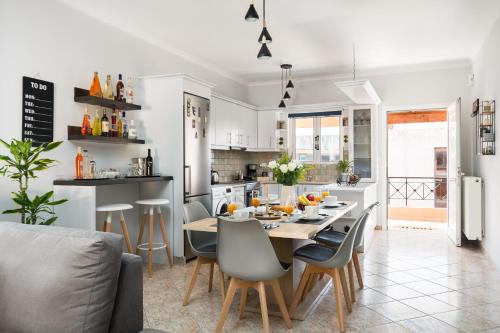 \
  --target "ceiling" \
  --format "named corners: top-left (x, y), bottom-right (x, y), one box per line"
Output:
top-left (58, 0), bottom-right (500, 84)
